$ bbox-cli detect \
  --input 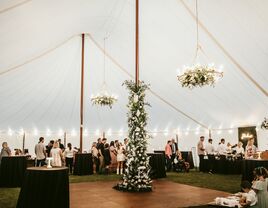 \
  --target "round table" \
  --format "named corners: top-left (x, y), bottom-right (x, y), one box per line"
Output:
top-left (242, 159), bottom-right (268, 182)
top-left (73, 153), bottom-right (93, 175)
top-left (0, 156), bottom-right (27, 187)
top-left (16, 167), bottom-right (69, 208)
